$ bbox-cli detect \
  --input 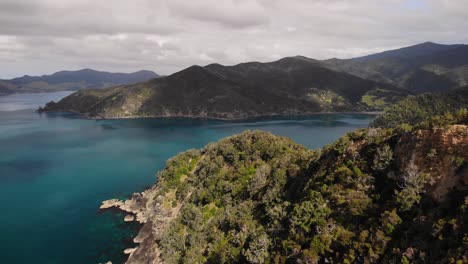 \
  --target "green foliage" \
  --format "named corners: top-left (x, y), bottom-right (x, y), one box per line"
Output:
top-left (157, 149), bottom-right (201, 201)
top-left (371, 88), bottom-right (468, 128)
top-left (360, 88), bottom-right (407, 111)
top-left (401, 255), bottom-right (410, 264)
top-left (427, 148), bottom-right (437, 159)
top-left (394, 161), bottom-right (434, 211)
top-left (372, 144), bottom-right (393, 171)
top-left (242, 231), bottom-right (271, 264)
top-left (150, 120), bottom-right (466, 263)
top-left (290, 192), bottom-right (331, 237)
top-left (381, 210), bottom-right (402, 235)
top-left (452, 156), bottom-right (465, 170)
